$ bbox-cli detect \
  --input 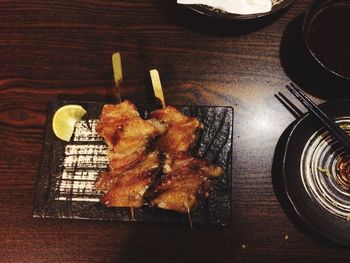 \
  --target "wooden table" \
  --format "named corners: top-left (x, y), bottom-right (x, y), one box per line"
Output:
top-left (1, 1), bottom-right (350, 262)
